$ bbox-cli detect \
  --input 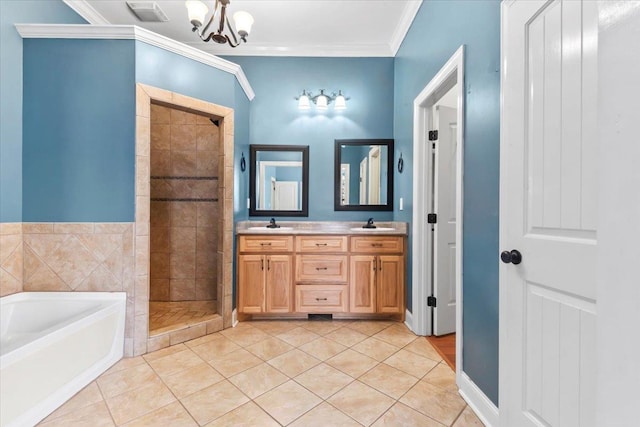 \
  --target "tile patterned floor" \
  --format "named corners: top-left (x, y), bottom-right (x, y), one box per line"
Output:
top-left (38, 320), bottom-right (485, 426)
top-left (149, 301), bottom-right (218, 336)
